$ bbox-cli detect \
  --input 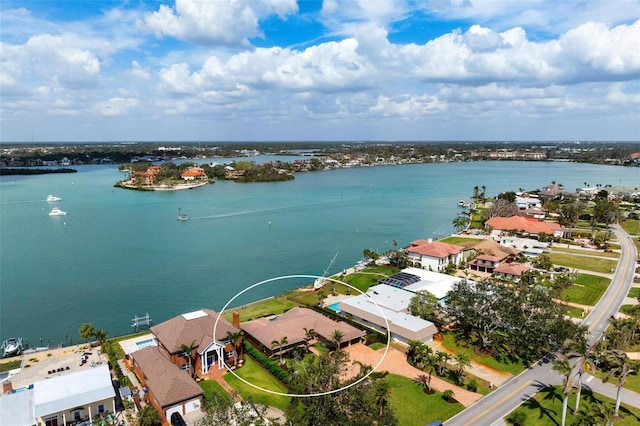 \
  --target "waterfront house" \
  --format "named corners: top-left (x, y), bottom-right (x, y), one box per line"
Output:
top-left (0, 365), bottom-right (115, 426)
top-left (149, 309), bottom-right (242, 377)
top-left (241, 307), bottom-right (365, 356)
top-left (493, 263), bottom-right (531, 282)
top-left (338, 284), bottom-right (438, 345)
top-left (499, 236), bottom-right (548, 257)
top-left (485, 216), bottom-right (564, 239)
top-left (462, 239), bottom-right (521, 273)
top-left (405, 239), bottom-right (465, 272)
top-left (131, 347), bottom-right (204, 421)
top-left (181, 167), bottom-right (207, 181)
